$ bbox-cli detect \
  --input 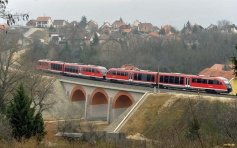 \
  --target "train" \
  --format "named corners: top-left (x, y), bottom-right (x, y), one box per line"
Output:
top-left (36, 59), bottom-right (233, 94)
